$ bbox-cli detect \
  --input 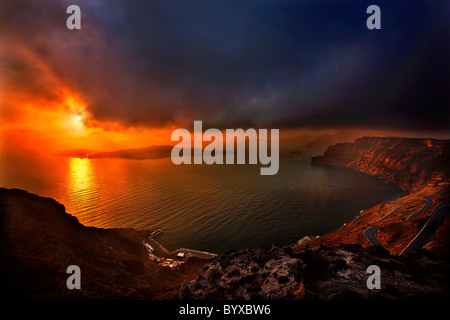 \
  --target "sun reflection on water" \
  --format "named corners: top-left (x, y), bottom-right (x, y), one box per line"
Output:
top-left (68, 158), bottom-right (97, 223)
top-left (69, 158), bottom-right (93, 191)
